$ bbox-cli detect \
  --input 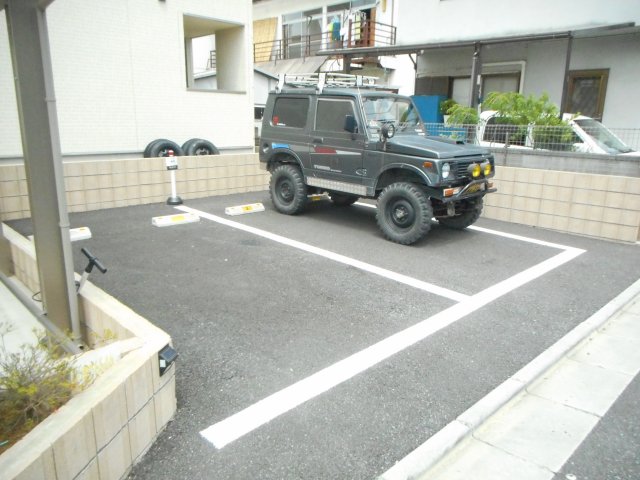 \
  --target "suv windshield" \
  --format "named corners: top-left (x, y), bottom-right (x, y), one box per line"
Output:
top-left (575, 118), bottom-right (633, 154)
top-left (362, 96), bottom-right (424, 139)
